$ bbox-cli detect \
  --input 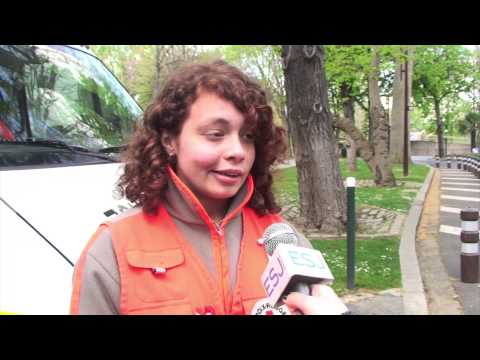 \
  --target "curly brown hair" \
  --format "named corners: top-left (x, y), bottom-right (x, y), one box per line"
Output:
top-left (117, 60), bottom-right (287, 216)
